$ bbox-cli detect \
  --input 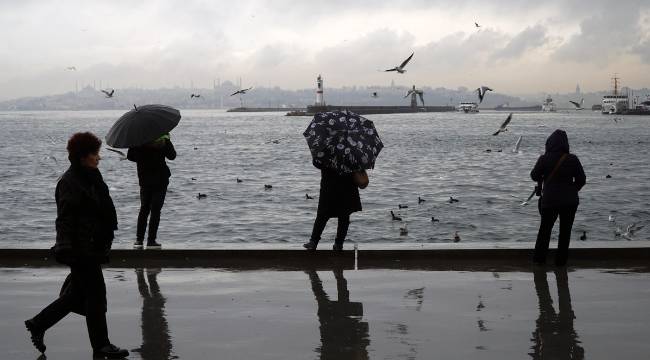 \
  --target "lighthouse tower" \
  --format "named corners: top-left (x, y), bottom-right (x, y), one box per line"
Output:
top-left (315, 74), bottom-right (325, 106)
